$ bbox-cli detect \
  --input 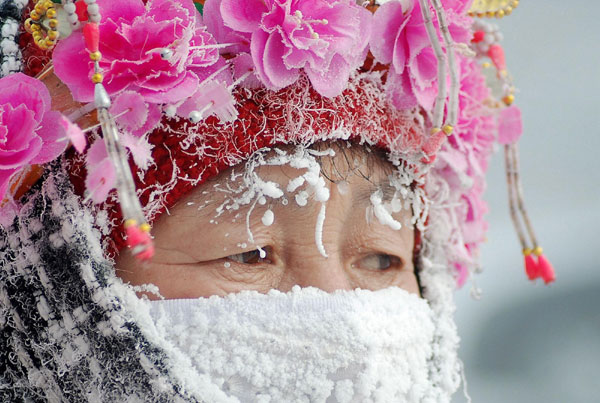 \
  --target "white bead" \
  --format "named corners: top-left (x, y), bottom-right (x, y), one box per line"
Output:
top-left (87, 4), bottom-right (100, 14)
top-left (64, 3), bottom-right (76, 13)
top-left (89, 15), bottom-right (101, 23)
top-left (67, 14), bottom-right (79, 23)
top-left (84, 0), bottom-right (97, 4)
top-left (189, 111), bottom-right (203, 123)
top-left (160, 48), bottom-right (173, 60)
